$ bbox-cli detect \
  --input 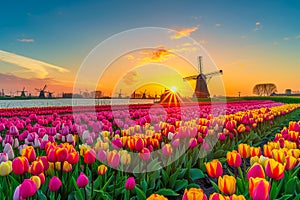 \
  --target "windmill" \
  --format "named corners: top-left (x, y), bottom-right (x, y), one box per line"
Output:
top-left (116, 89), bottom-right (123, 99)
top-left (183, 56), bottom-right (223, 98)
top-left (46, 91), bottom-right (54, 98)
top-left (142, 89), bottom-right (147, 99)
top-left (35, 85), bottom-right (47, 98)
top-left (17, 87), bottom-right (28, 97)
